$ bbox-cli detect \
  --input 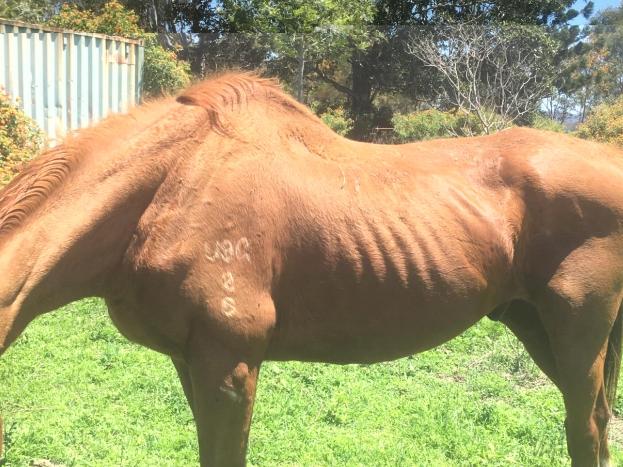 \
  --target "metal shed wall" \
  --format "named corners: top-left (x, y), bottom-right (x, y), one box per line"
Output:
top-left (0, 19), bottom-right (144, 145)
